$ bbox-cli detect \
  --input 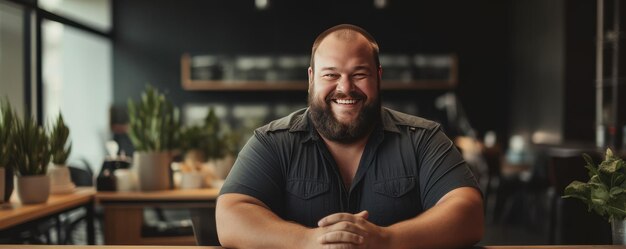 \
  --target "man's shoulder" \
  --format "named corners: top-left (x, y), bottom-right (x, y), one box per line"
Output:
top-left (257, 108), bottom-right (308, 134)
top-left (382, 107), bottom-right (439, 131)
